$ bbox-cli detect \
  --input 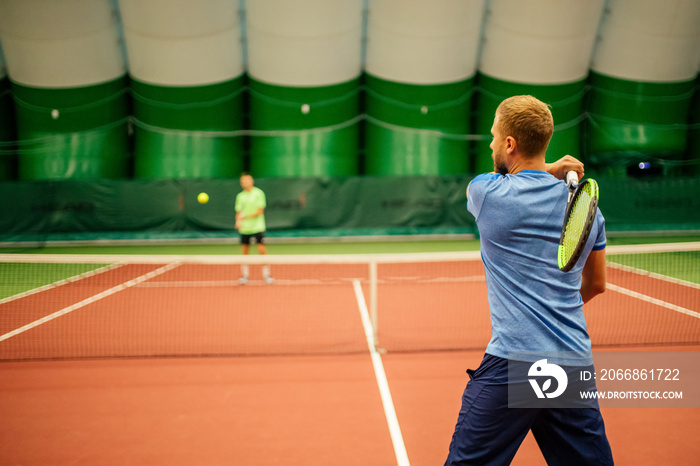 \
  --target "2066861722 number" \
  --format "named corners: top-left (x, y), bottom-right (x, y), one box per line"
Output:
top-left (599, 368), bottom-right (680, 381)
